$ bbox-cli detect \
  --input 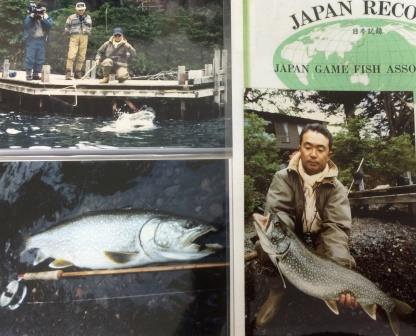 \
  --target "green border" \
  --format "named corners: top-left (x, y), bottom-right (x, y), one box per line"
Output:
top-left (243, 0), bottom-right (250, 87)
